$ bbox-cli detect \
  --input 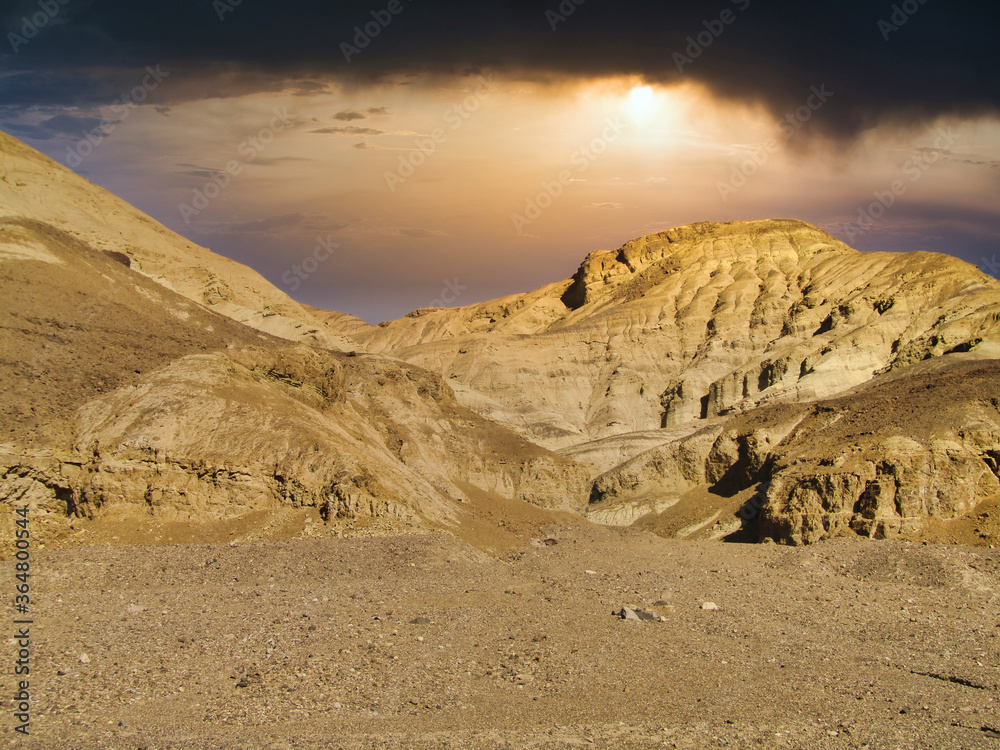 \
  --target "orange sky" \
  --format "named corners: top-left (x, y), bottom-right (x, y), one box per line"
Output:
top-left (18, 74), bottom-right (1000, 322)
